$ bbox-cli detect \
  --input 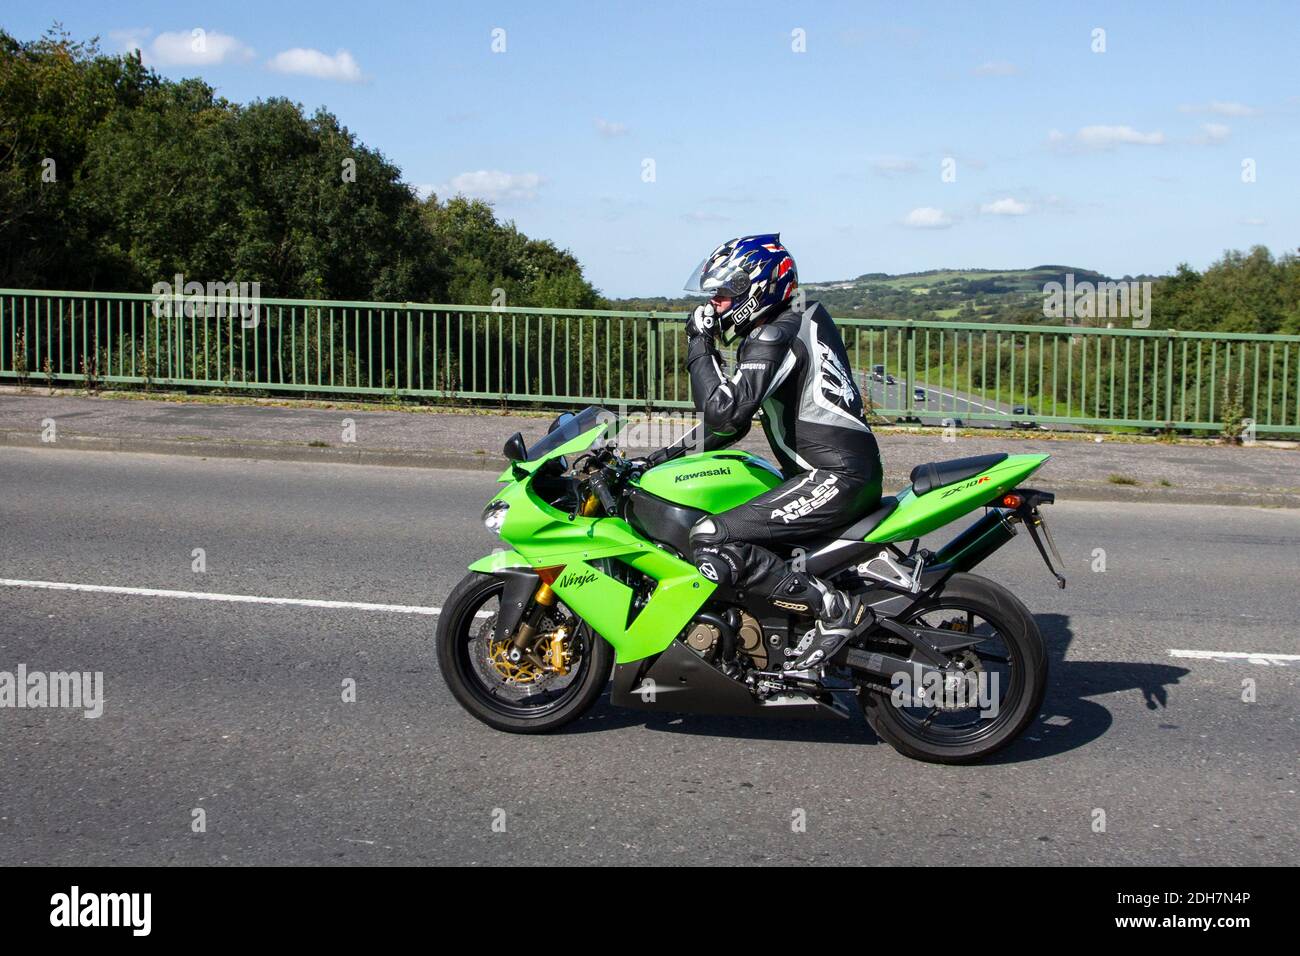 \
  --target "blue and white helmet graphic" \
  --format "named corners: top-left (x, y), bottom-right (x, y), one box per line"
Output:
top-left (683, 234), bottom-right (798, 342)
